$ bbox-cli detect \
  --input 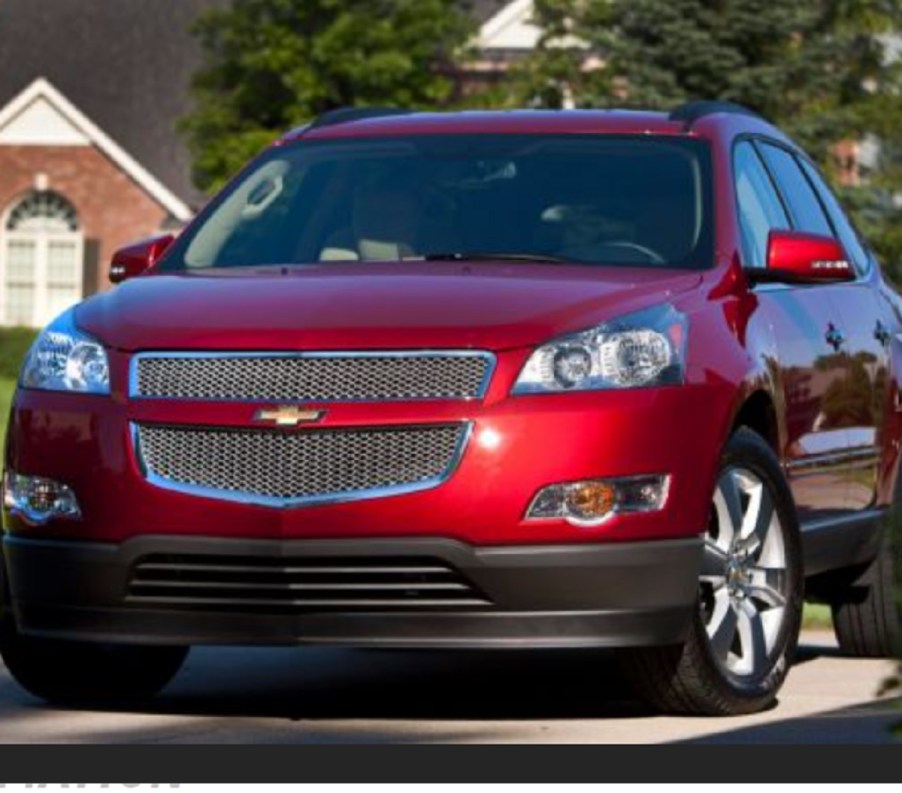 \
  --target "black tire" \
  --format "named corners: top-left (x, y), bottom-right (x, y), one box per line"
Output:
top-left (619, 428), bottom-right (804, 716)
top-left (831, 498), bottom-right (901, 658)
top-left (0, 569), bottom-right (187, 705)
